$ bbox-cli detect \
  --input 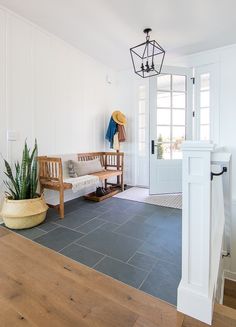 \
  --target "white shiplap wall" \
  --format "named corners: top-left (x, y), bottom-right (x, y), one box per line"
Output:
top-left (0, 6), bottom-right (118, 206)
